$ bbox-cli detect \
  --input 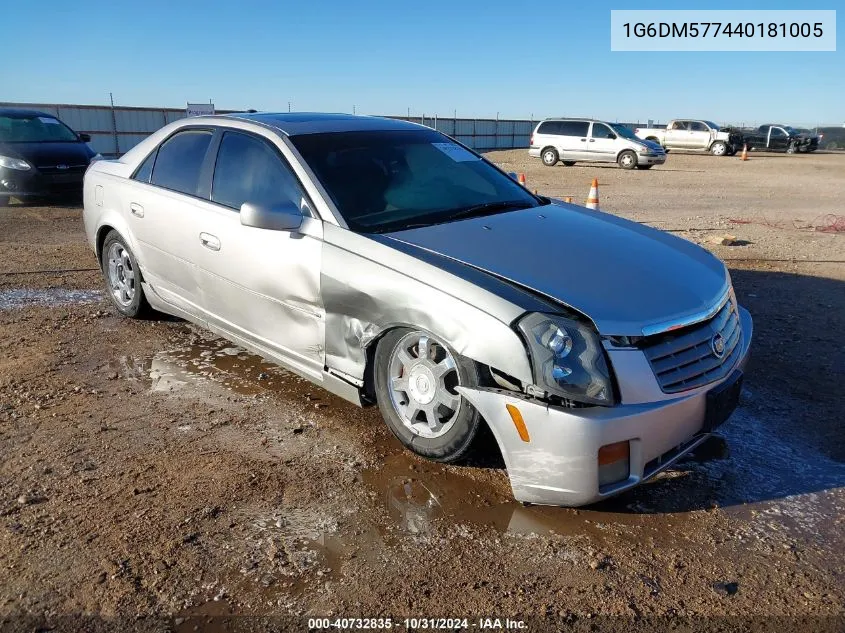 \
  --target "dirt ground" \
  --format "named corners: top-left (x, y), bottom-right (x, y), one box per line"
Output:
top-left (1, 150), bottom-right (843, 632)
